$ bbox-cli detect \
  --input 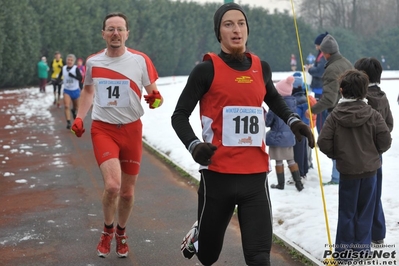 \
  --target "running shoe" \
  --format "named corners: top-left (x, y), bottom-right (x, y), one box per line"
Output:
top-left (181, 221), bottom-right (198, 259)
top-left (97, 231), bottom-right (114, 257)
top-left (71, 109), bottom-right (76, 119)
top-left (115, 233), bottom-right (129, 258)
